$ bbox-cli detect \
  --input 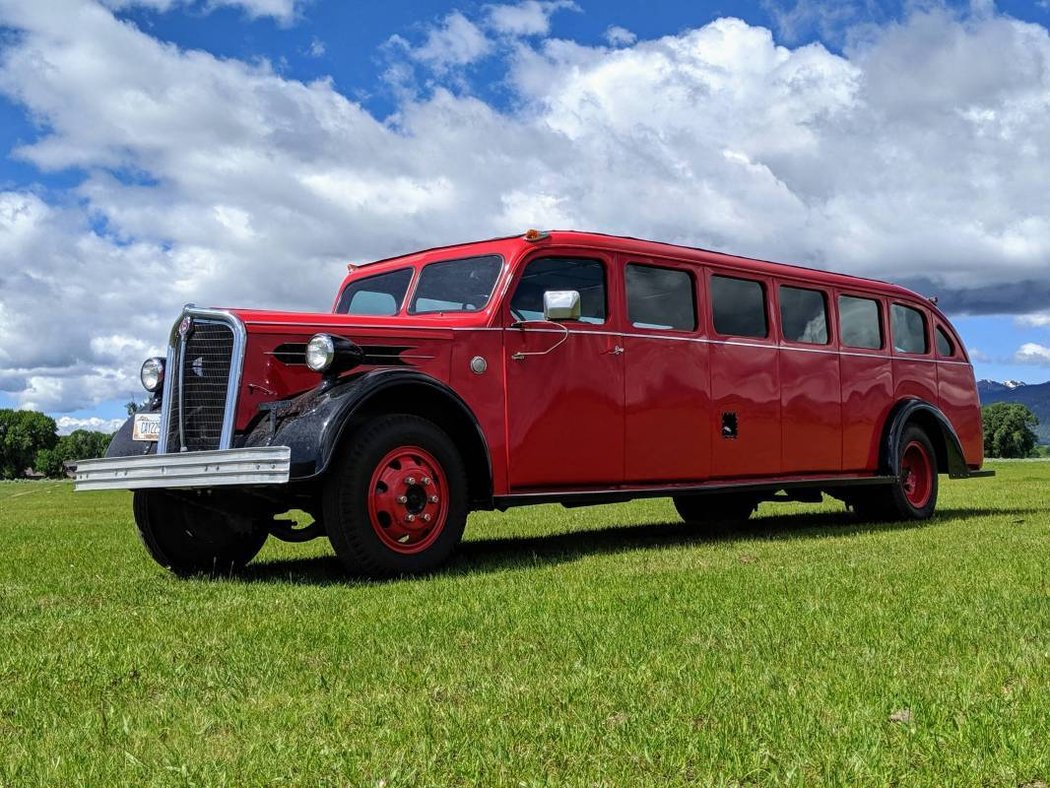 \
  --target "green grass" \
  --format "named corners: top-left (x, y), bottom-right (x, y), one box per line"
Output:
top-left (1, 464), bottom-right (1047, 786)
